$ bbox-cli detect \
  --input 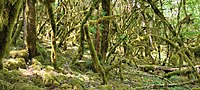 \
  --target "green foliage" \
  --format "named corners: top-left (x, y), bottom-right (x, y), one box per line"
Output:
top-left (181, 31), bottom-right (200, 38)
top-left (101, 11), bottom-right (107, 16)
top-left (89, 26), bottom-right (96, 34)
